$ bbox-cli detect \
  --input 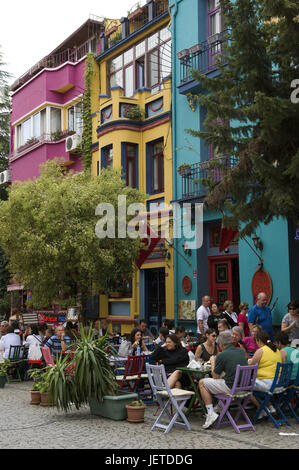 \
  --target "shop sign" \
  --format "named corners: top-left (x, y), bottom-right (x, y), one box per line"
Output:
top-left (38, 312), bottom-right (58, 323)
top-left (182, 276), bottom-right (192, 295)
top-left (251, 269), bottom-right (273, 305)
